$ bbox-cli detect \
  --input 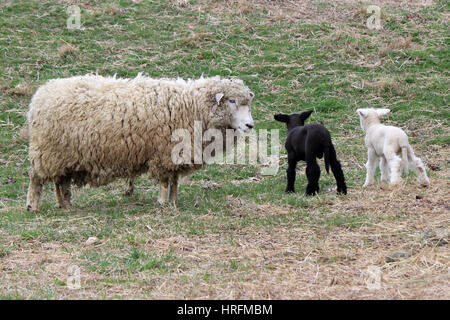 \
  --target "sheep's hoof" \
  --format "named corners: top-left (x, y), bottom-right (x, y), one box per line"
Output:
top-left (124, 190), bottom-right (134, 196)
top-left (285, 189), bottom-right (295, 194)
top-left (26, 205), bottom-right (38, 213)
top-left (157, 198), bottom-right (167, 206)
